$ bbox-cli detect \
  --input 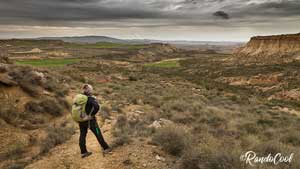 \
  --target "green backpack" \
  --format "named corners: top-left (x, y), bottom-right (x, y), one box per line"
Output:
top-left (71, 94), bottom-right (92, 122)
